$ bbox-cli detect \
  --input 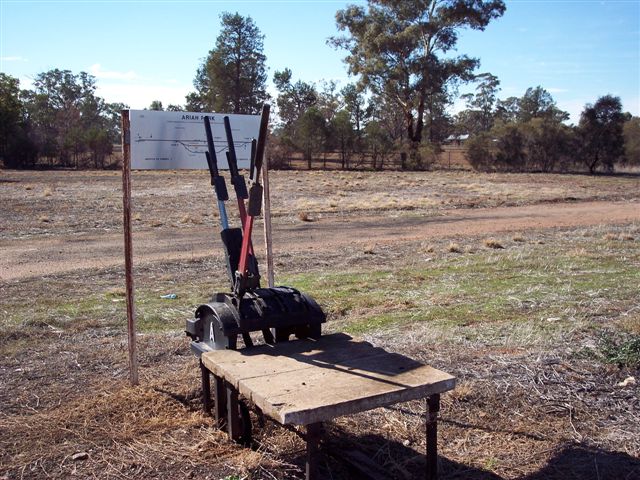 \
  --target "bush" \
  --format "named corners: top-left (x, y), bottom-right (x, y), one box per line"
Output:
top-left (494, 123), bottom-right (527, 171)
top-left (623, 117), bottom-right (640, 166)
top-left (465, 132), bottom-right (495, 171)
top-left (522, 118), bottom-right (573, 172)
